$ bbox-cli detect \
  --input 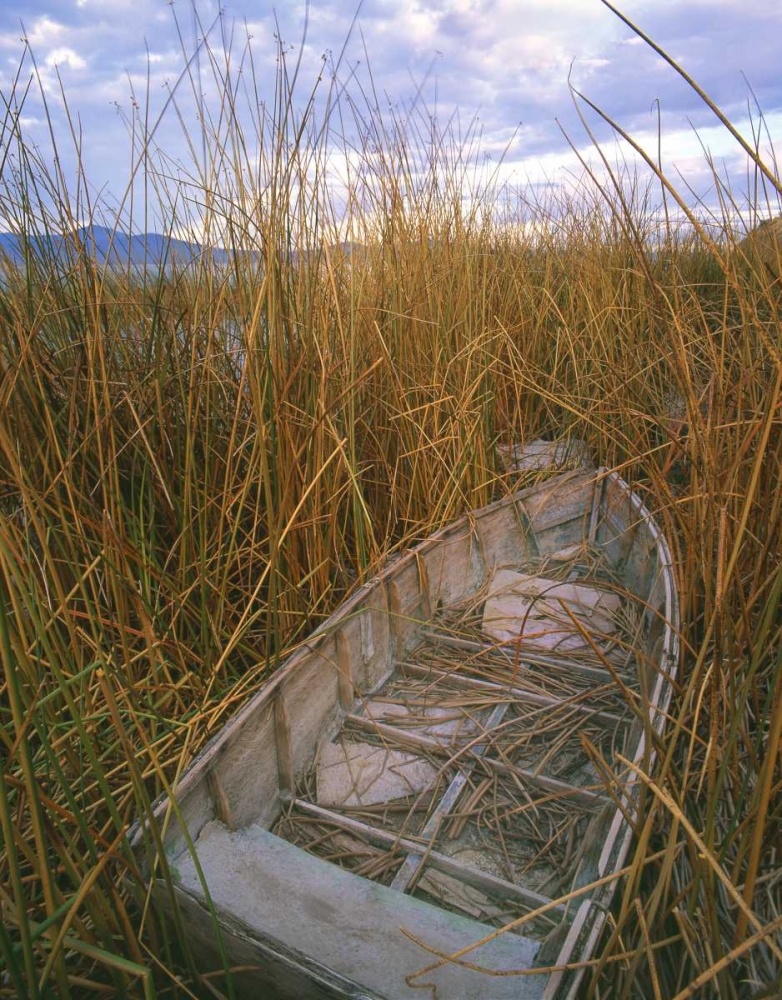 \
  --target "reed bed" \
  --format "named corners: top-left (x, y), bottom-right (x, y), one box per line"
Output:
top-left (0, 8), bottom-right (780, 999)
